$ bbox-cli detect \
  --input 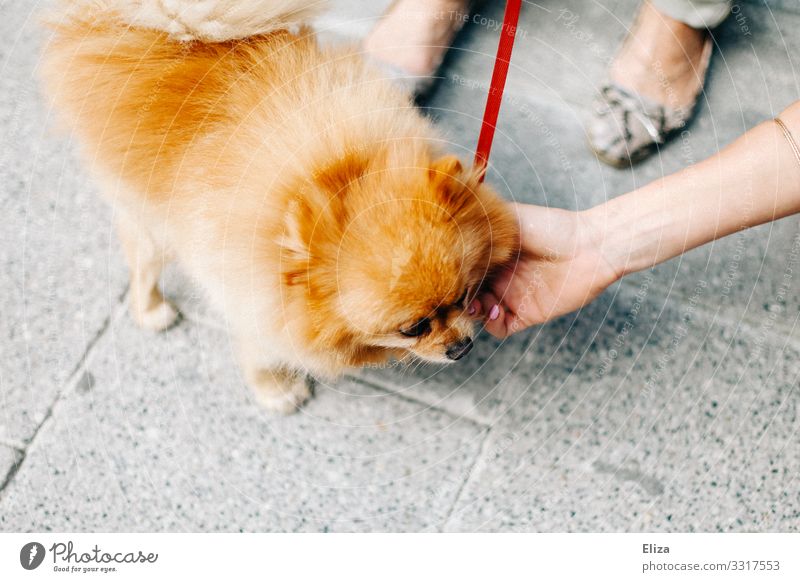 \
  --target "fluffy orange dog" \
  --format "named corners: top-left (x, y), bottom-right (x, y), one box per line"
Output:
top-left (41, 0), bottom-right (519, 413)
